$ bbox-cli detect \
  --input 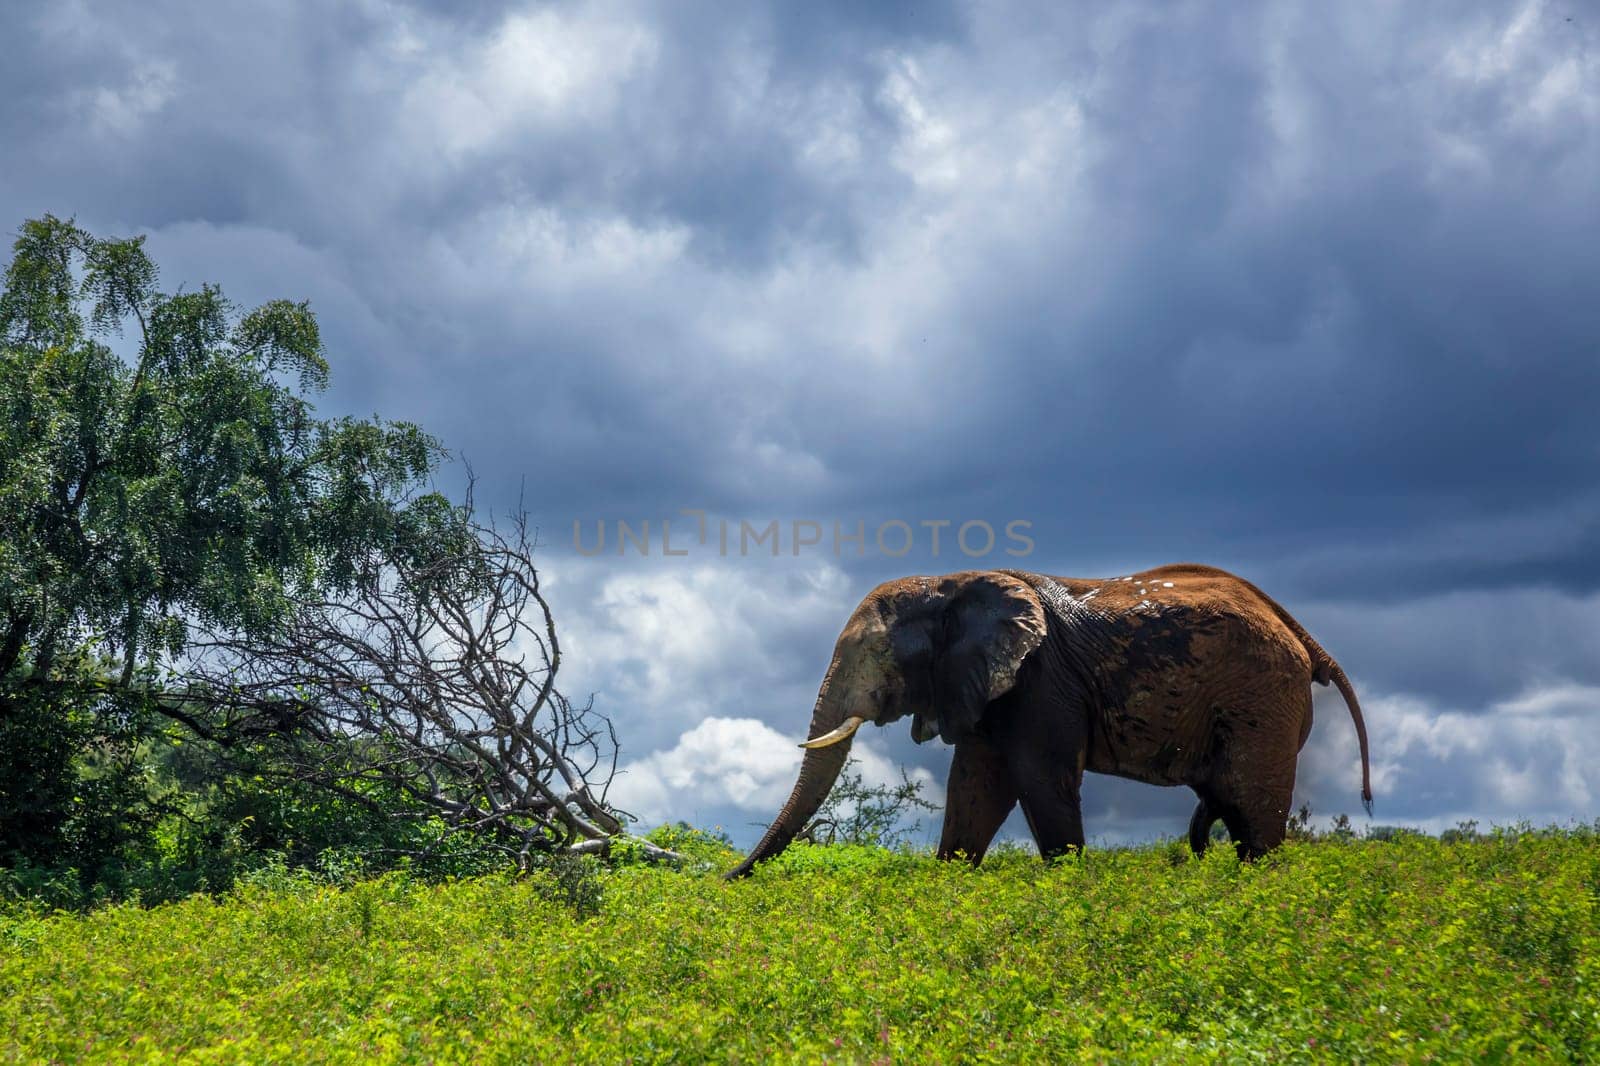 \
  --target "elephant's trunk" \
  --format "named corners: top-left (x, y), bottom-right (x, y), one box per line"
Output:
top-left (725, 656), bottom-right (853, 879)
